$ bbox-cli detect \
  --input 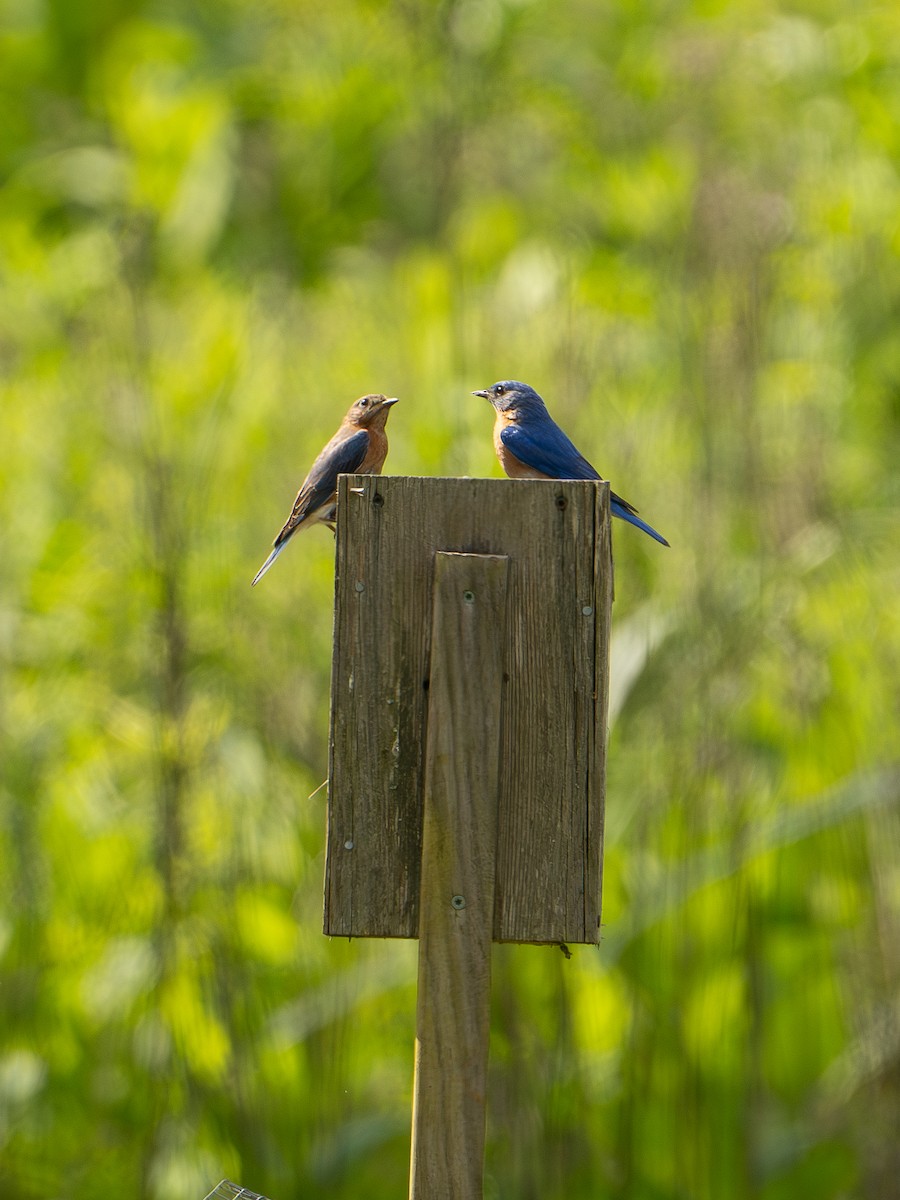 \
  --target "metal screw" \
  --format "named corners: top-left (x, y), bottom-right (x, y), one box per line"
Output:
top-left (582, 605), bottom-right (593, 616)
top-left (344, 839), bottom-right (354, 850)
top-left (556, 495), bottom-right (567, 510)
top-left (463, 590), bottom-right (475, 604)
top-left (355, 581), bottom-right (365, 593)
top-left (451, 895), bottom-right (466, 910)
